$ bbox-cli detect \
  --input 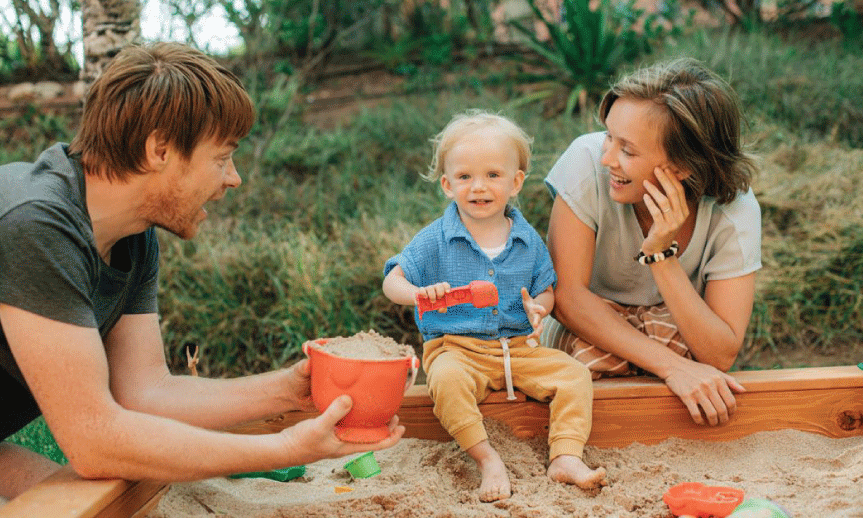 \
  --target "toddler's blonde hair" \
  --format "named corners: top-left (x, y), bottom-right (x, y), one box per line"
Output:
top-left (424, 109), bottom-right (532, 182)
